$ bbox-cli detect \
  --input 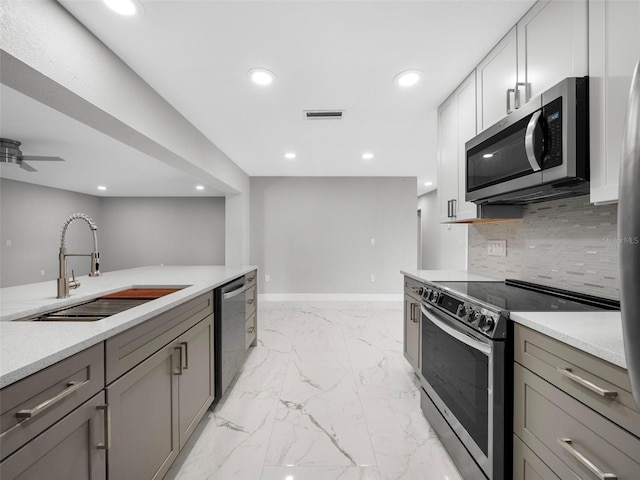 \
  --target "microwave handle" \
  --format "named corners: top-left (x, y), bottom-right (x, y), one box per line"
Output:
top-left (525, 110), bottom-right (543, 172)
